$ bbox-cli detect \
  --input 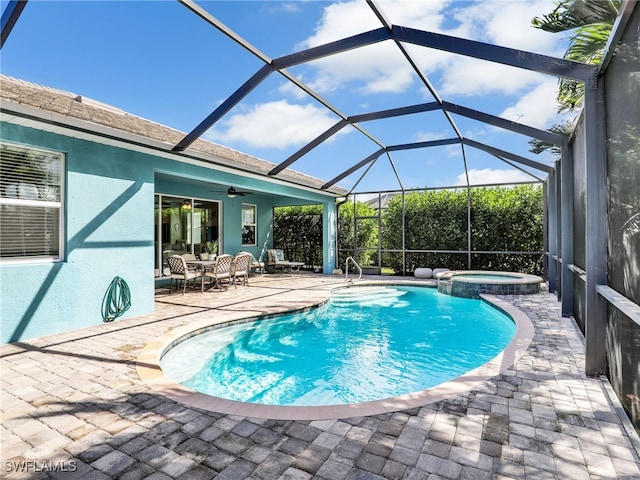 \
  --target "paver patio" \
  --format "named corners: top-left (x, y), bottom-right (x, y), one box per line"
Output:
top-left (2, 274), bottom-right (640, 479)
